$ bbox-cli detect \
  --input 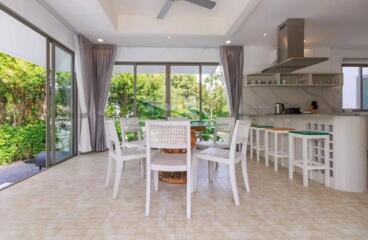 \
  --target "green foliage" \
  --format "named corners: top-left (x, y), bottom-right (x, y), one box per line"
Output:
top-left (0, 124), bottom-right (46, 165)
top-left (106, 70), bottom-right (229, 121)
top-left (0, 52), bottom-right (46, 125)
